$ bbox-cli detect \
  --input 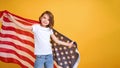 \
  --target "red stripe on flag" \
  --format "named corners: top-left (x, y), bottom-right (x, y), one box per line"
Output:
top-left (3, 16), bottom-right (11, 22)
top-left (17, 19), bottom-right (33, 26)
